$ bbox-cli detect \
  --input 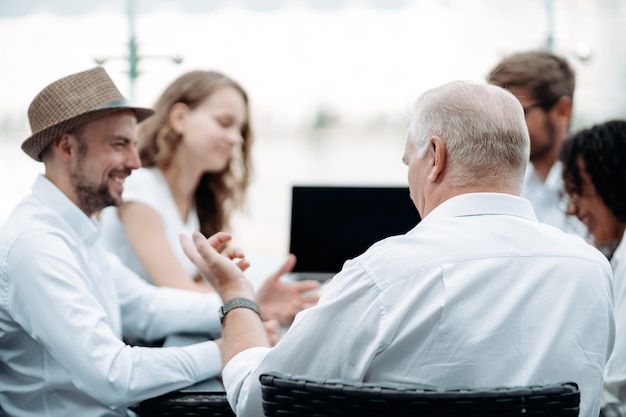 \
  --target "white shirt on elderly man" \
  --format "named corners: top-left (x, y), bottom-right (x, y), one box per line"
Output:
top-left (222, 192), bottom-right (614, 417)
top-left (0, 175), bottom-right (222, 417)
